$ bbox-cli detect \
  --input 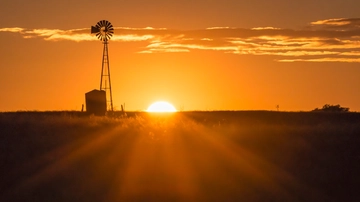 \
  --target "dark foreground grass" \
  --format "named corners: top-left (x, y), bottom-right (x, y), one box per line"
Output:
top-left (0, 111), bottom-right (360, 202)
